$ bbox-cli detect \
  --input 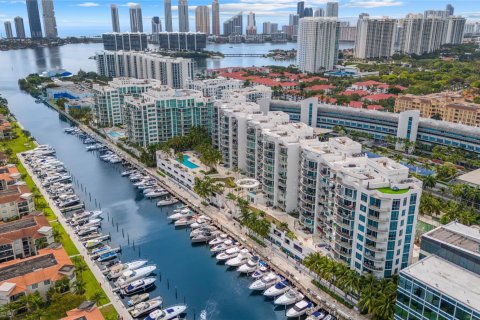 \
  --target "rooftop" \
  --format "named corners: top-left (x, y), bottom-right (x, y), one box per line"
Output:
top-left (402, 255), bottom-right (480, 312)
top-left (423, 221), bottom-right (480, 256)
top-left (457, 168), bottom-right (480, 187)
